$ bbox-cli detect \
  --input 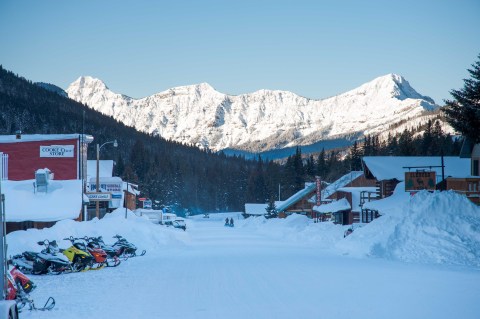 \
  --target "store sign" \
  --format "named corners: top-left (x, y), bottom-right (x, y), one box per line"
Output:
top-left (40, 145), bottom-right (74, 158)
top-left (86, 192), bottom-right (112, 201)
top-left (405, 171), bottom-right (436, 191)
top-left (90, 182), bottom-right (122, 193)
top-left (143, 199), bottom-right (152, 209)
